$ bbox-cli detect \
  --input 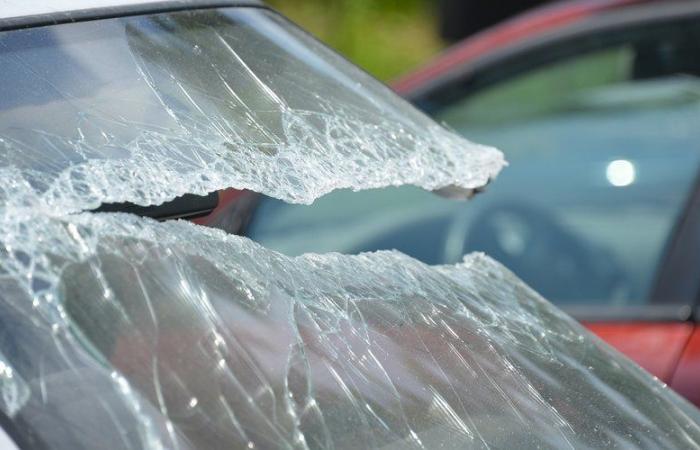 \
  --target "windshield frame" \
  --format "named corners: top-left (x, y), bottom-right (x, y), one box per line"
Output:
top-left (0, 0), bottom-right (264, 32)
